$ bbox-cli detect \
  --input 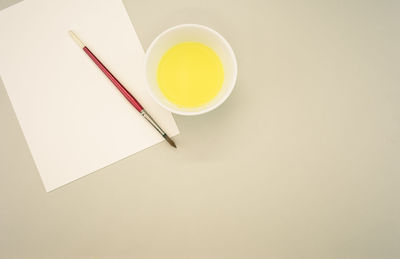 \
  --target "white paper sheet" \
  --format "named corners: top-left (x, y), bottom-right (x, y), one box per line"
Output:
top-left (0, 0), bottom-right (179, 191)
